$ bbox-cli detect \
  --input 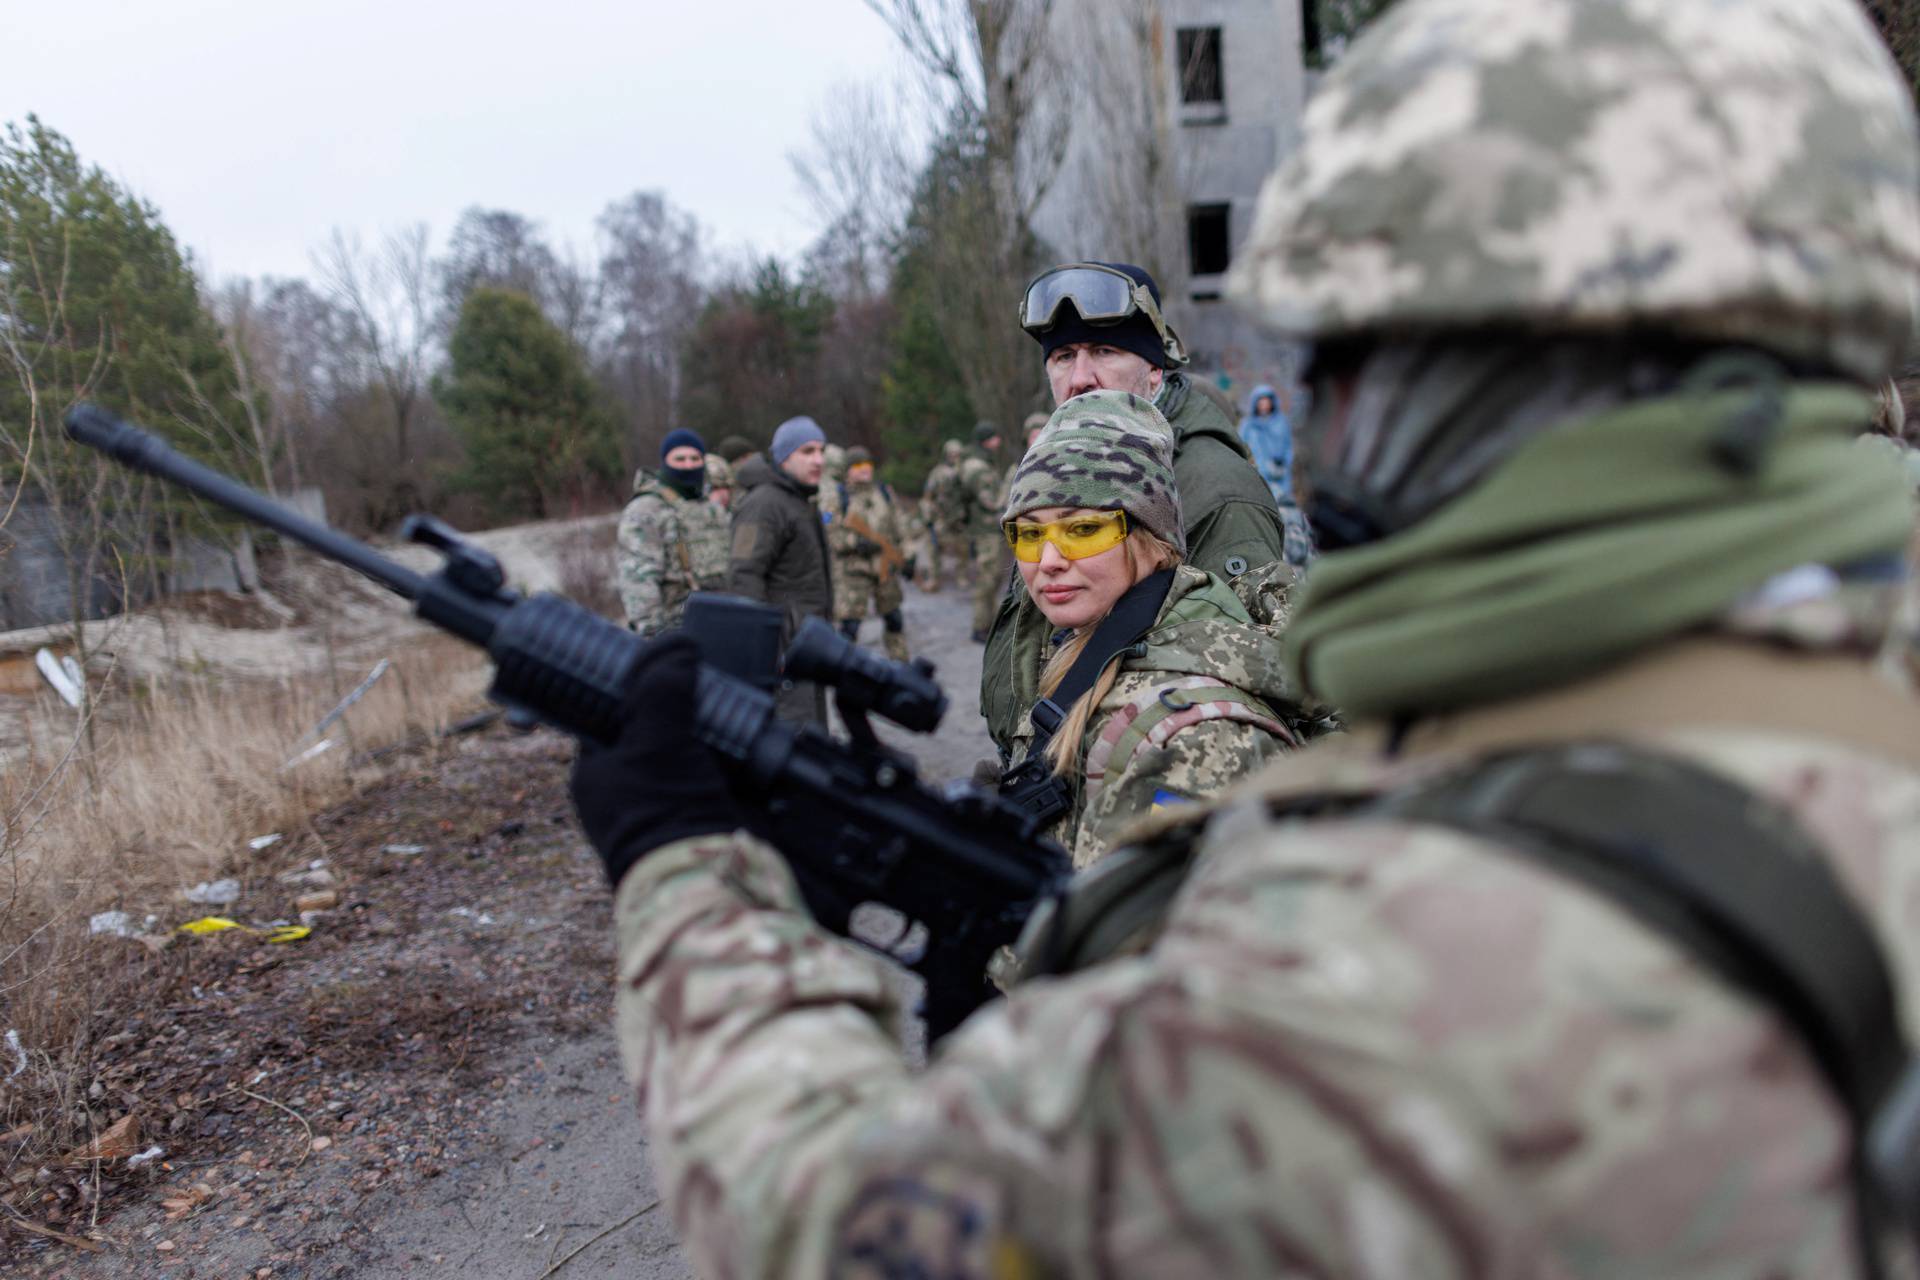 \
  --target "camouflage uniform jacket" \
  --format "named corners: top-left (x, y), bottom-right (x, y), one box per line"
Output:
top-left (1004, 565), bottom-right (1305, 868)
top-left (612, 630), bottom-right (1920, 1278)
top-left (615, 471), bottom-right (730, 636)
top-left (957, 447), bottom-right (1005, 536)
top-left (981, 372), bottom-right (1290, 755)
top-left (921, 460), bottom-right (964, 535)
top-left (828, 480), bottom-right (906, 583)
